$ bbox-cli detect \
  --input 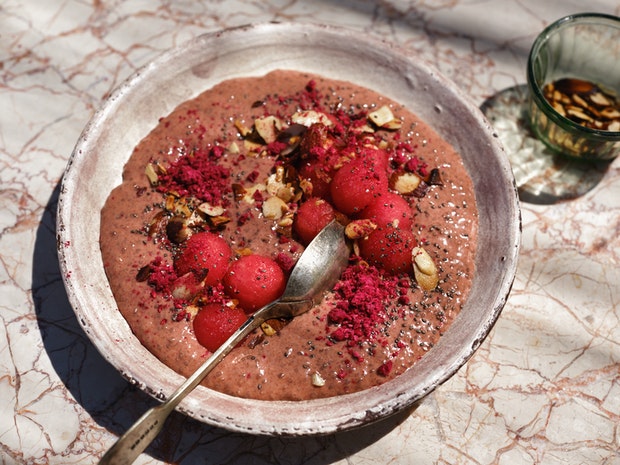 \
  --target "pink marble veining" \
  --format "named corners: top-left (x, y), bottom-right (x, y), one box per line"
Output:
top-left (1, 1), bottom-right (619, 464)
